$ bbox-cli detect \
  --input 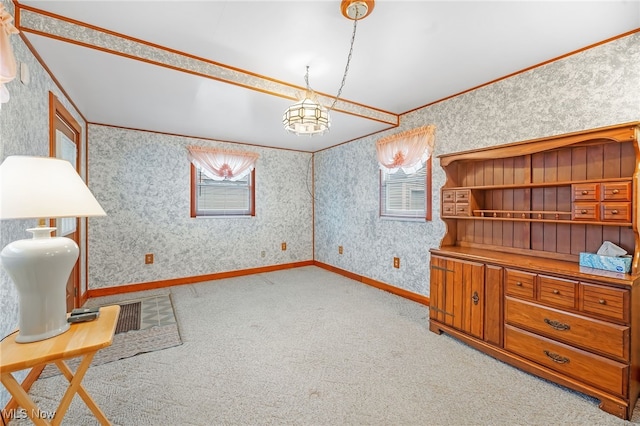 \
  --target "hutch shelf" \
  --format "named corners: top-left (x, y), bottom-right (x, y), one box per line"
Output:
top-left (429, 122), bottom-right (640, 420)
